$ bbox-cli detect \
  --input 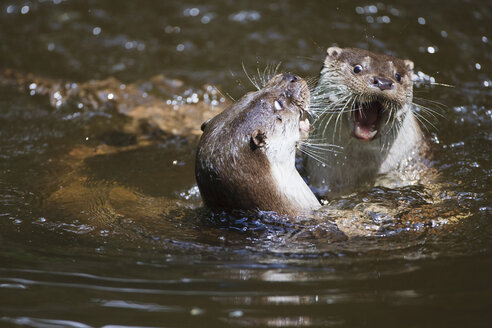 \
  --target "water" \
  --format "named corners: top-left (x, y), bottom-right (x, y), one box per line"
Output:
top-left (1, 1), bottom-right (491, 327)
